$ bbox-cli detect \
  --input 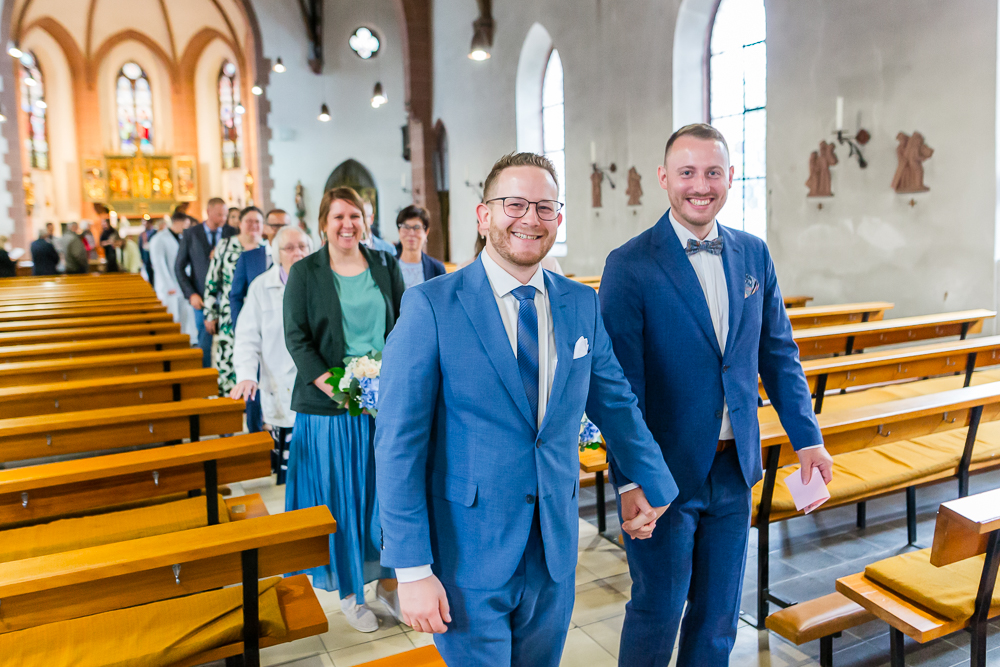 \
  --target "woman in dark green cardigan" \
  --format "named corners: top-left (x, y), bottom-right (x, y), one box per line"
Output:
top-left (283, 187), bottom-right (405, 632)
